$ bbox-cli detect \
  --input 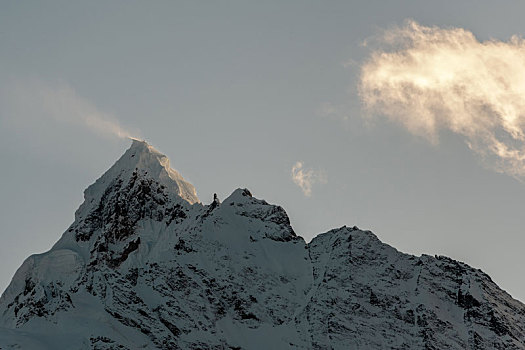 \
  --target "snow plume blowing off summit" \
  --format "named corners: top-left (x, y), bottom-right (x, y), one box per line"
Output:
top-left (359, 20), bottom-right (525, 180)
top-left (0, 80), bottom-right (138, 140)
